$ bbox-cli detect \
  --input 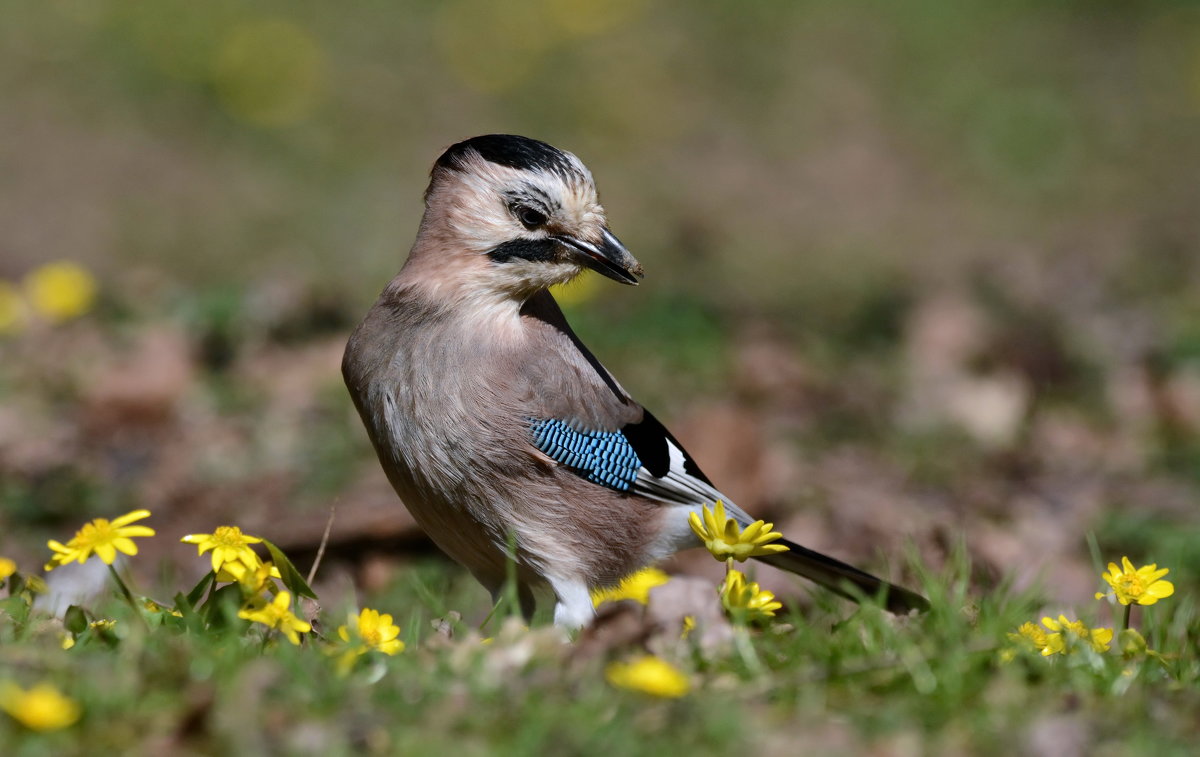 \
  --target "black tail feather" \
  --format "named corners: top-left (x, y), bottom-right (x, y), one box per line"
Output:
top-left (757, 537), bottom-right (929, 614)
